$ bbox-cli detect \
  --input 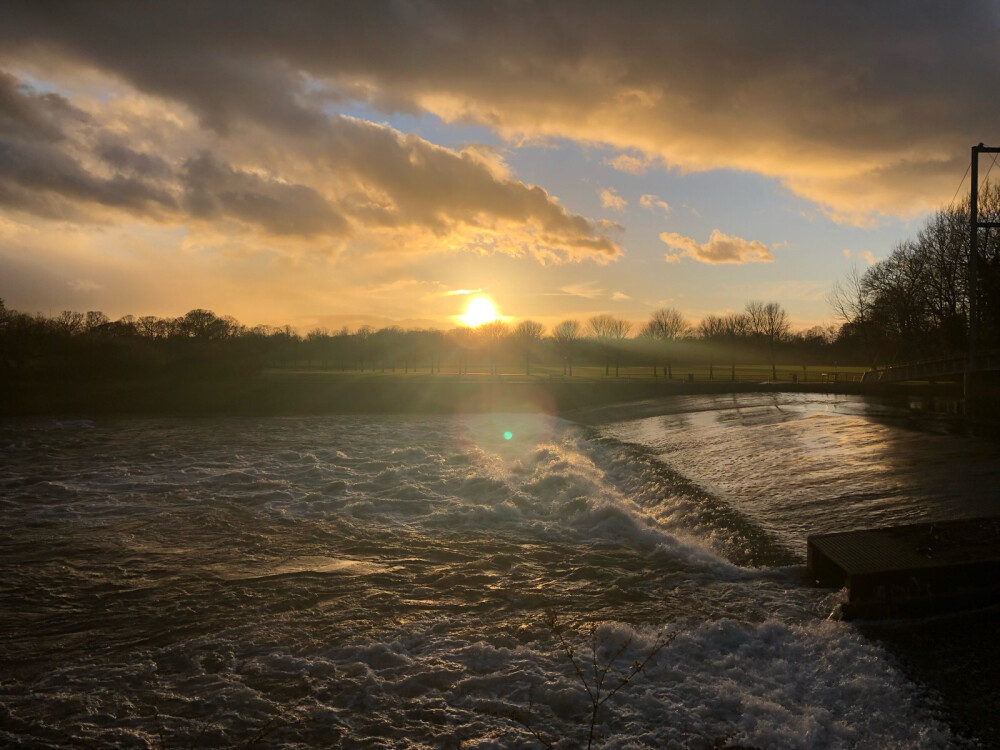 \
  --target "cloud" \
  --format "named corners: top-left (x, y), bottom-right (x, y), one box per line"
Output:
top-left (3, 2), bottom-right (988, 221)
top-left (0, 70), bottom-right (86, 142)
top-left (660, 229), bottom-right (775, 264)
top-left (559, 282), bottom-right (606, 299)
top-left (181, 152), bottom-right (349, 236)
top-left (68, 278), bottom-right (102, 292)
top-left (599, 187), bottom-right (626, 211)
top-left (639, 194), bottom-right (670, 214)
top-left (605, 153), bottom-right (654, 175)
top-left (610, 291), bottom-right (630, 301)
top-left (843, 248), bottom-right (877, 265)
top-left (0, 72), bottom-right (620, 263)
